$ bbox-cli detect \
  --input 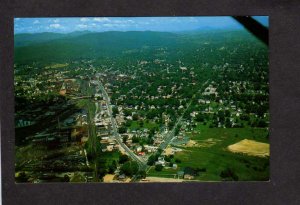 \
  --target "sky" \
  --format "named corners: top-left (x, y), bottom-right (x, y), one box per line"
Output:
top-left (14, 16), bottom-right (268, 34)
